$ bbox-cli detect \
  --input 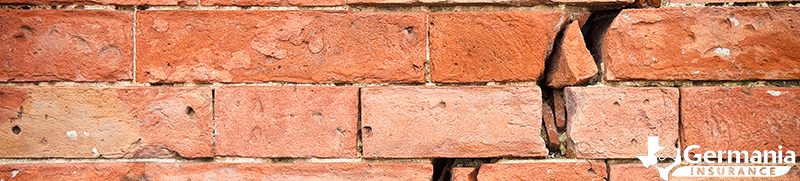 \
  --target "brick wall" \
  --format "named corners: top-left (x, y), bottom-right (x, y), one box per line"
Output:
top-left (0, 0), bottom-right (798, 180)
